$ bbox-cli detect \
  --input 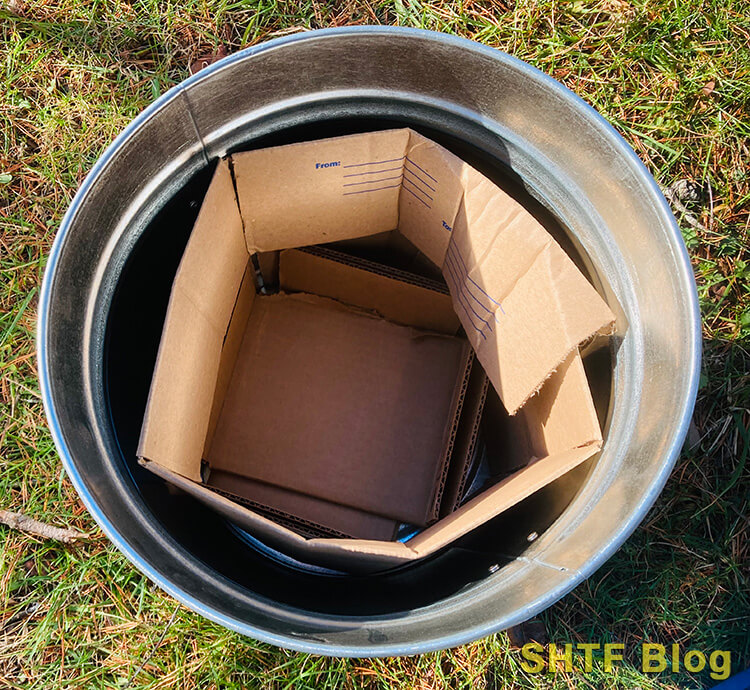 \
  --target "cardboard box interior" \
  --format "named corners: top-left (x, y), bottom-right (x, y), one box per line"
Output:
top-left (138, 128), bottom-right (615, 571)
top-left (205, 290), bottom-right (473, 530)
top-left (198, 246), bottom-right (487, 541)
